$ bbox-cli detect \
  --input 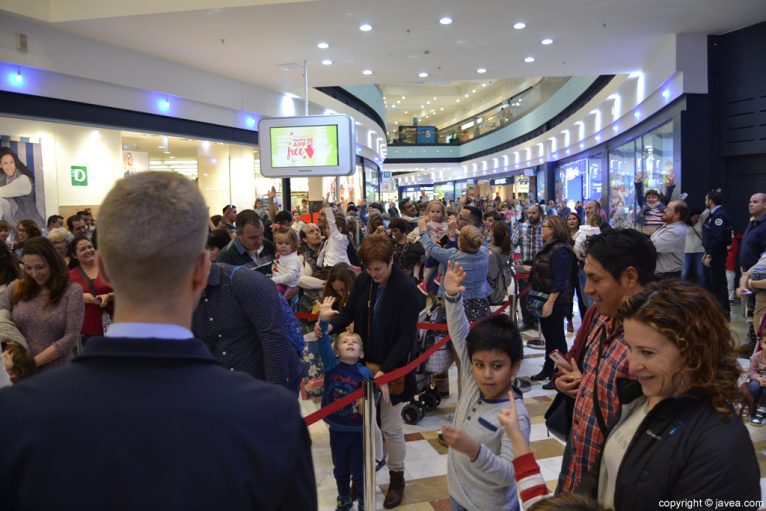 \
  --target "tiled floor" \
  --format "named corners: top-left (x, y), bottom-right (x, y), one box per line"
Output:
top-left (301, 303), bottom-right (765, 510)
